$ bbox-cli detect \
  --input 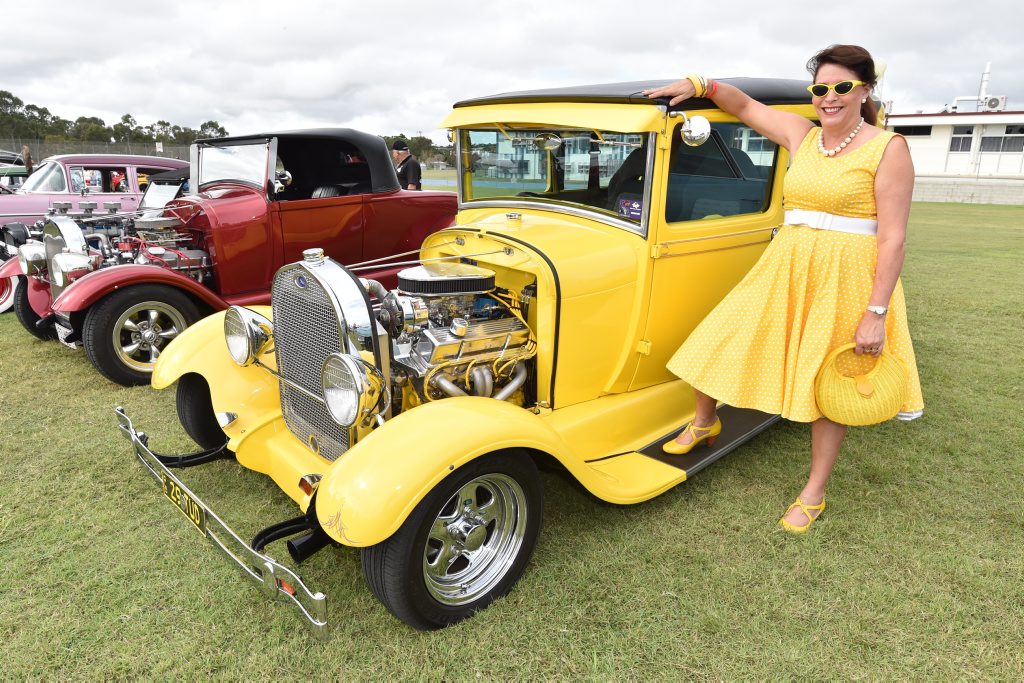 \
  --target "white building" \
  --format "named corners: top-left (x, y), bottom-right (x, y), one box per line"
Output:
top-left (885, 109), bottom-right (1024, 205)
